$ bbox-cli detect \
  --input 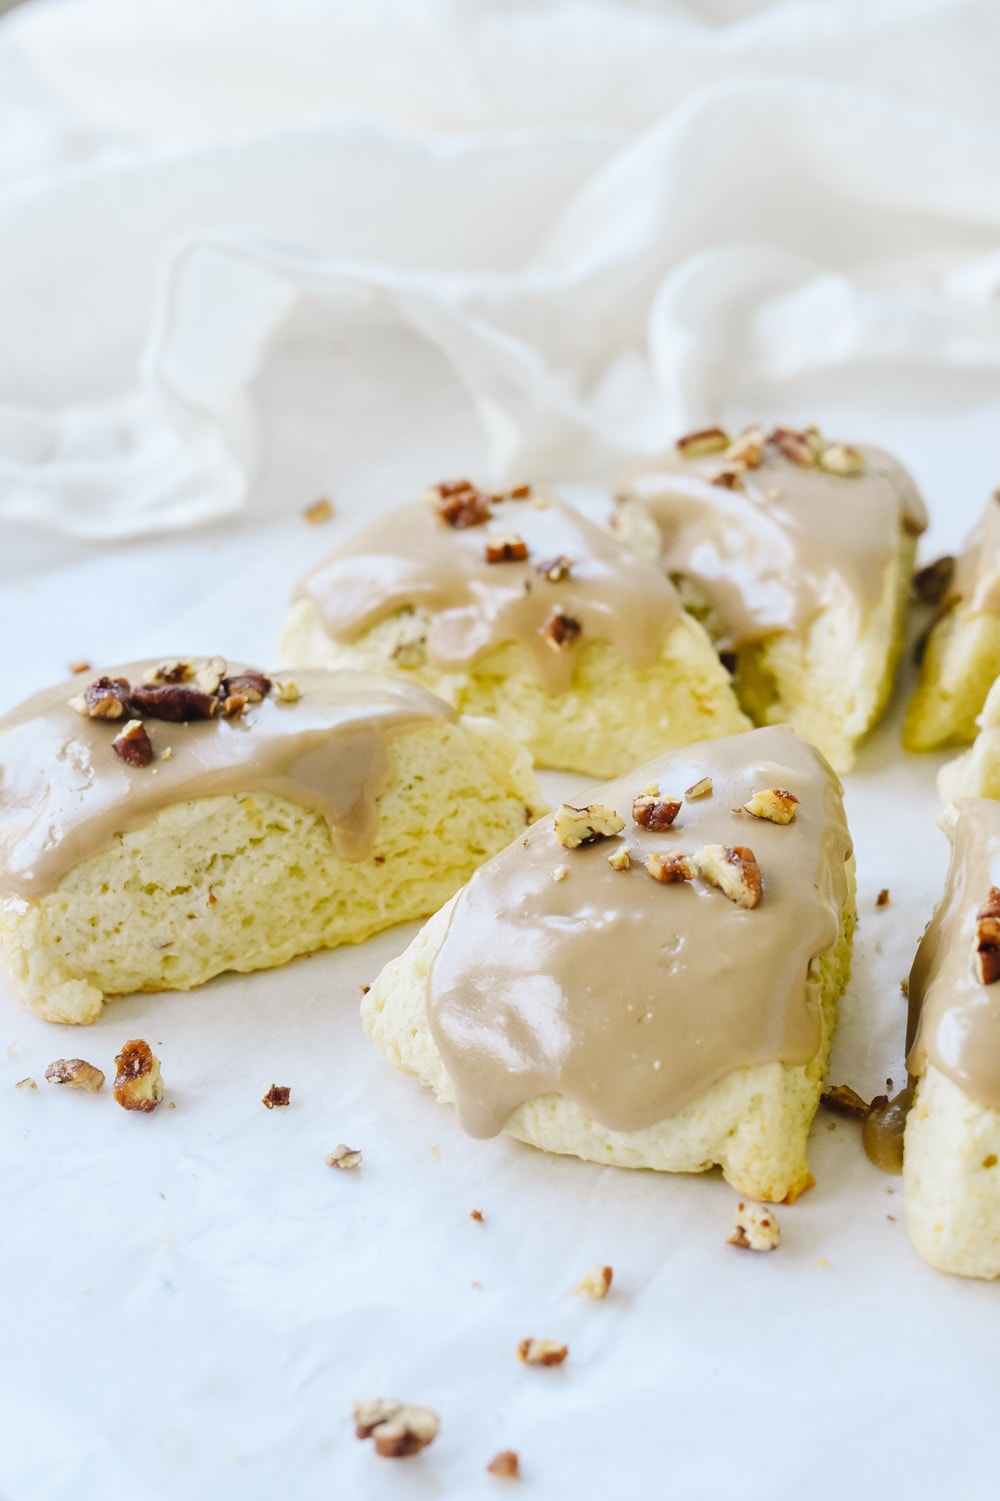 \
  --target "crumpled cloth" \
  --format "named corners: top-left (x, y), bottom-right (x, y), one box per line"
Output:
top-left (1, 0), bottom-right (1000, 541)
